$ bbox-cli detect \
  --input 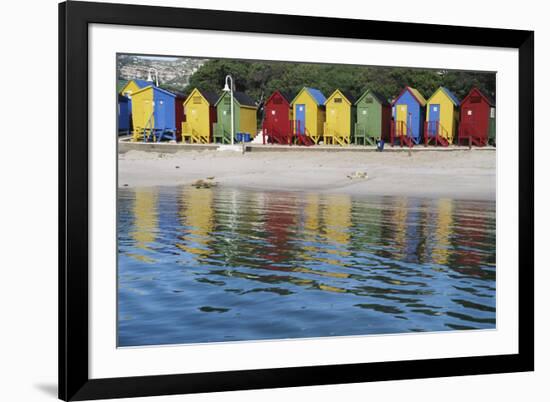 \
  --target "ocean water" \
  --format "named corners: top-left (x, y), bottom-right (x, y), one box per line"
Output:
top-left (117, 186), bottom-right (496, 347)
